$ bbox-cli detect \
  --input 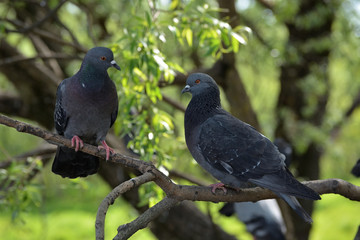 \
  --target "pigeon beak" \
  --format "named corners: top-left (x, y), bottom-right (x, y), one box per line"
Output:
top-left (181, 85), bottom-right (191, 94)
top-left (111, 60), bottom-right (121, 70)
